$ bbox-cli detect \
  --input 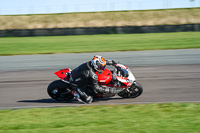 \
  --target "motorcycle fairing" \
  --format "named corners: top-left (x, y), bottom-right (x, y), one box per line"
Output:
top-left (54, 68), bottom-right (72, 81)
top-left (116, 76), bottom-right (133, 87)
top-left (114, 64), bottom-right (136, 87)
top-left (96, 68), bottom-right (112, 85)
